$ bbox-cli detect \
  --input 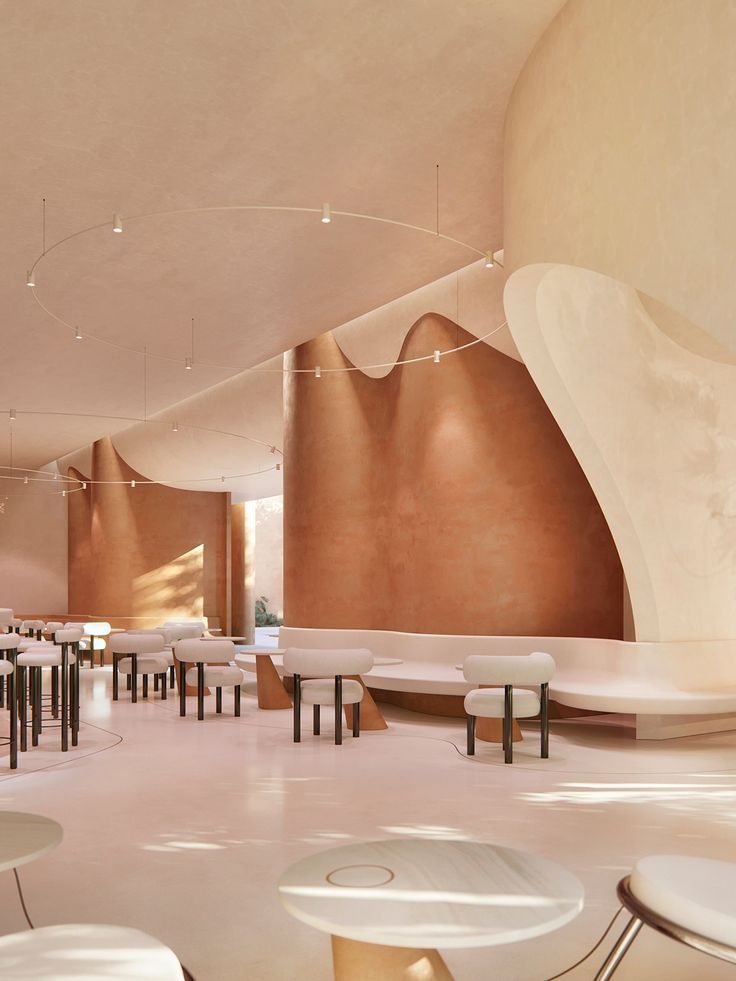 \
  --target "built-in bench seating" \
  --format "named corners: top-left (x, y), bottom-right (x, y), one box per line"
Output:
top-left (278, 627), bottom-right (736, 739)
